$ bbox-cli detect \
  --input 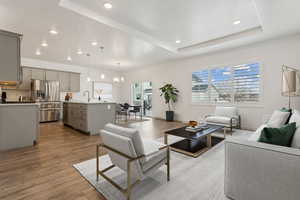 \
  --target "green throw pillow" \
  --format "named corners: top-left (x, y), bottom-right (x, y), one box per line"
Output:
top-left (258, 122), bottom-right (296, 147)
top-left (280, 107), bottom-right (292, 112)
